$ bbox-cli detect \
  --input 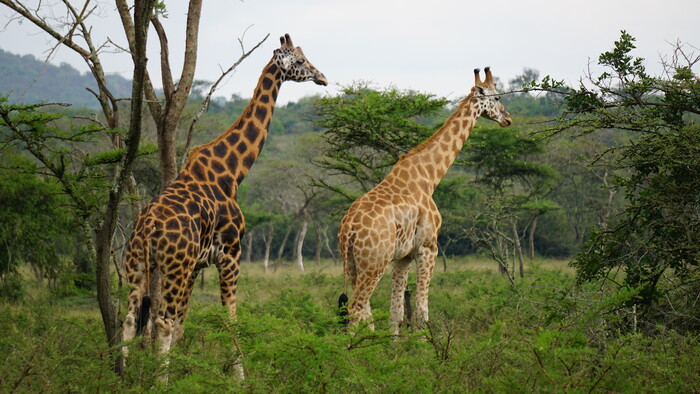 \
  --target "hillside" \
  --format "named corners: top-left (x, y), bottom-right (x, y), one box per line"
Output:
top-left (0, 49), bottom-right (131, 108)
